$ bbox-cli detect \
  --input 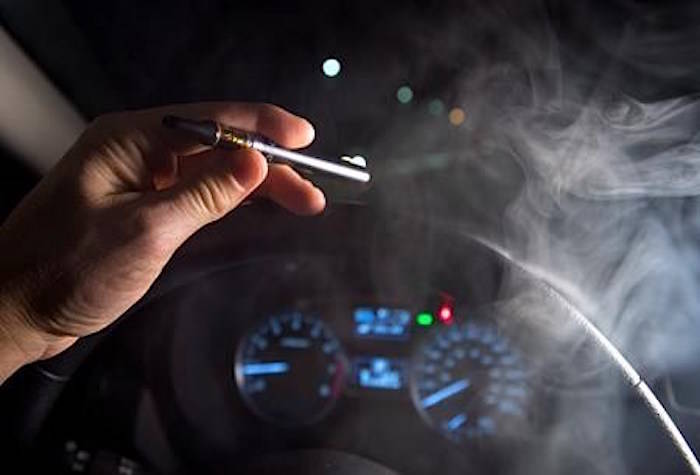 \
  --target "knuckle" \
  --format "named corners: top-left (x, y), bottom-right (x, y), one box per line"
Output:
top-left (182, 174), bottom-right (247, 221)
top-left (195, 178), bottom-right (236, 218)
